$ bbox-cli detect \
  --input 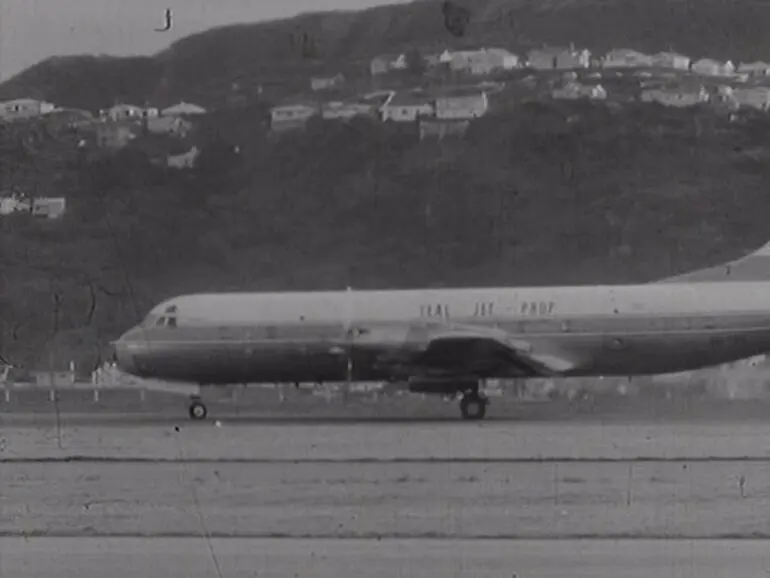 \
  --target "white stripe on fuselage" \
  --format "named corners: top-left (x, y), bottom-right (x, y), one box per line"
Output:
top-left (147, 282), bottom-right (770, 327)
